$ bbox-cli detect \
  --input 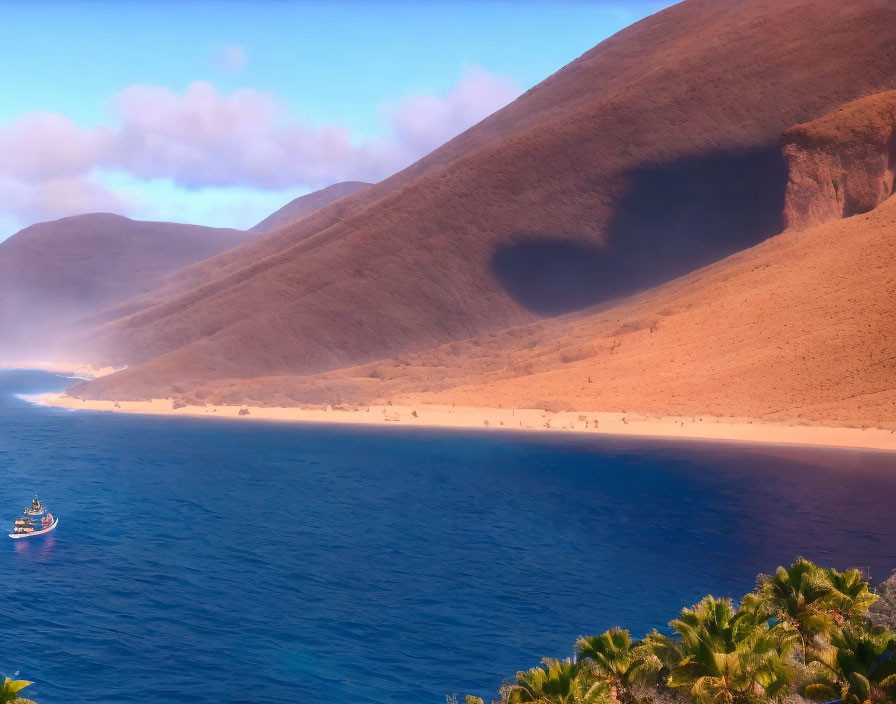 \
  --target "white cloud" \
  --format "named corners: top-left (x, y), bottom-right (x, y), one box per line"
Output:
top-left (0, 175), bottom-right (132, 230)
top-left (0, 67), bottom-right (521, 235)
top-left (386, 66), bottom-right (520, 156)
top-left (210, 44), bottom-right (248, 72)
top-left (0, 112), bottom-right (108, 183)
